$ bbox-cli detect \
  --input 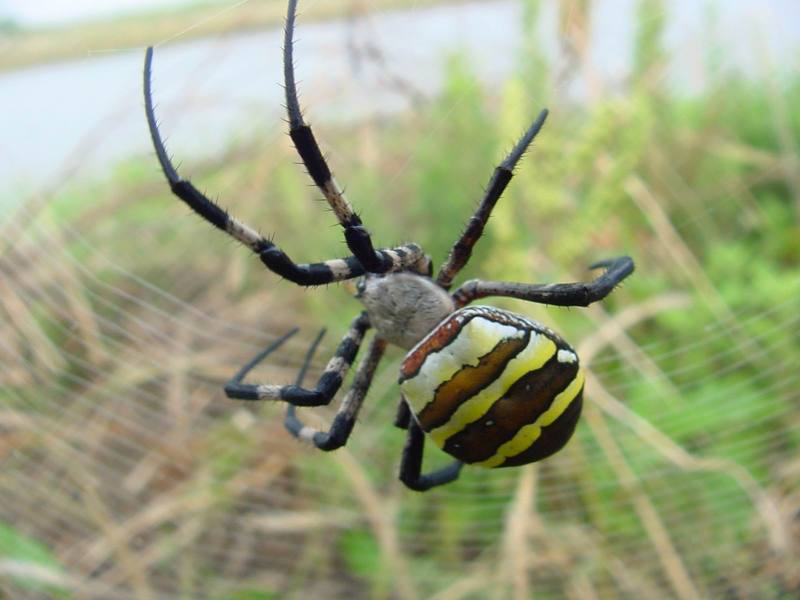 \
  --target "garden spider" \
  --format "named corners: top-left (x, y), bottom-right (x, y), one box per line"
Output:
top-left (143, 0), bottom-right (634, 491)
